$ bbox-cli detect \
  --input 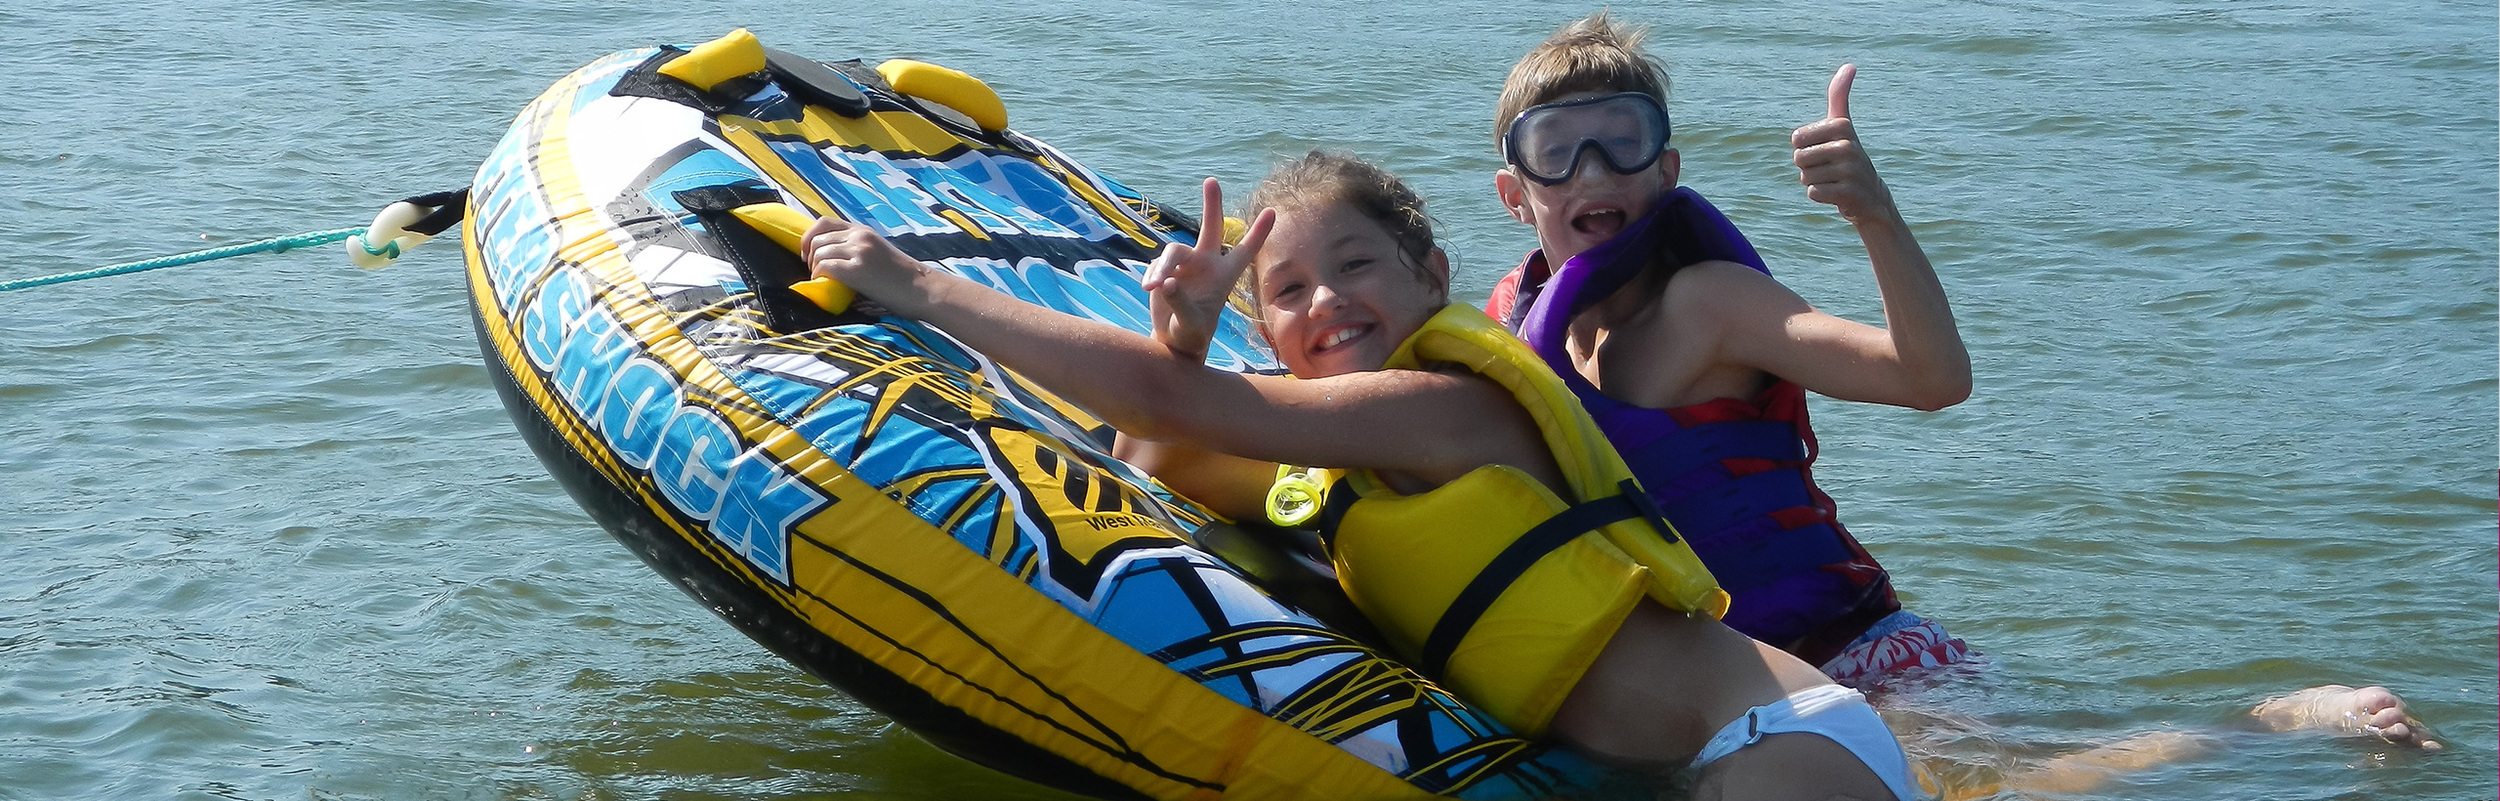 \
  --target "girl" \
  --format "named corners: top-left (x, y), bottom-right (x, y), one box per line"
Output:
top-left (805, 152), bottom-right (1924, 800)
